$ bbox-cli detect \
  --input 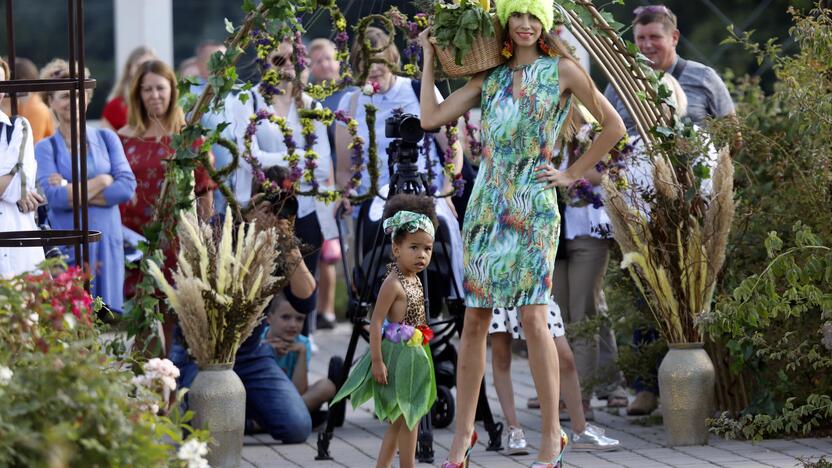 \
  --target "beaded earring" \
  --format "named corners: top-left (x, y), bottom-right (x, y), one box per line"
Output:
top-left (501, 39), bottom-right (514, 59)
top-left (538, 37), bottom-right (556, 57)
